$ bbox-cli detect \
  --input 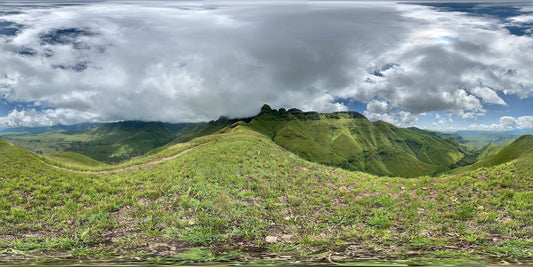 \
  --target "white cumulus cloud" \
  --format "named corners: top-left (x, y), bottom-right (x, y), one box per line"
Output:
top-left (469, 115), bottom-right (533, 130)
top-left (0, 1), bottom-right (531, 127)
